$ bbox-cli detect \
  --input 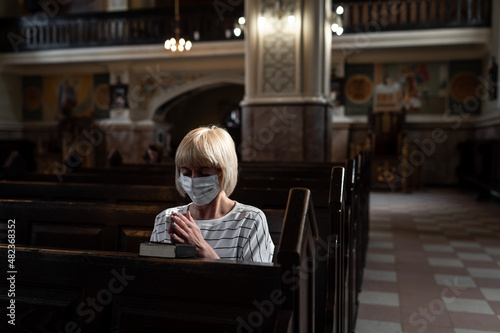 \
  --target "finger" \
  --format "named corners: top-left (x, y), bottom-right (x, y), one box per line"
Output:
top-left (172, 221), bottom-right (189, 240)
top-left (179, 211), bottom-right (196, 227)
top-left (169, 211), bottom-right (181, 233)
top-left (171, 233), bottom-right (185, 244)
top-left (174, 212), bottom-right (192, 229)
top-left (171, 212), bottom-right (185, 228)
